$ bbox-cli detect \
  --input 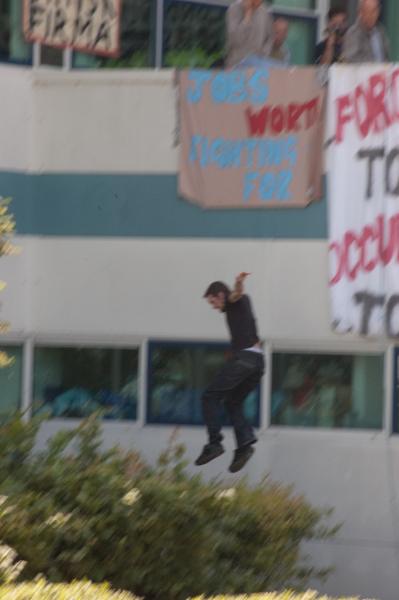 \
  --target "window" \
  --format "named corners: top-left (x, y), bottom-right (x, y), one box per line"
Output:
top-left (271, 0), bottom-right (315, 9)
top-left (275, 14), bottom-right (317, 65)
top-left (0, 345), bottom-right (23, 419)
top-left (75, 0), bottom-right (154, 69)
top-left (163, 1), bottom-right (226, 68)
top-left (1, 1), bottom-right (32, 65)
top-left (147, 341), bottom-right (261, 426)
top-left (33, 346), bottom-right (139, 420)
top-left (271, 352), bottom-right (384, 429)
